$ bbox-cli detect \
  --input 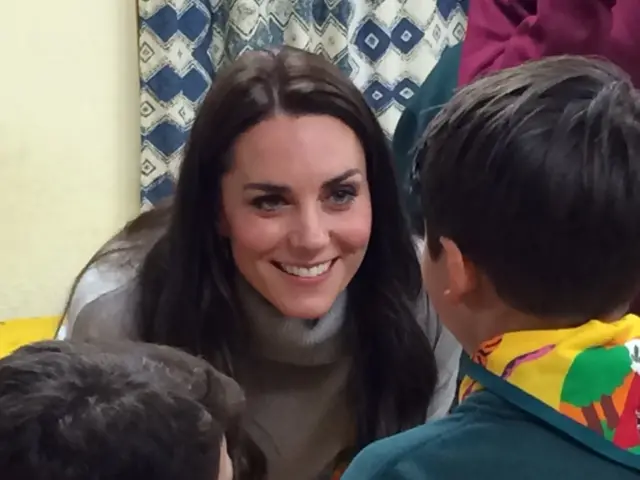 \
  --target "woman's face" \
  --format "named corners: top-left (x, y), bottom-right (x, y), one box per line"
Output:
top-left (221, 114), bottom-right (372, 319)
